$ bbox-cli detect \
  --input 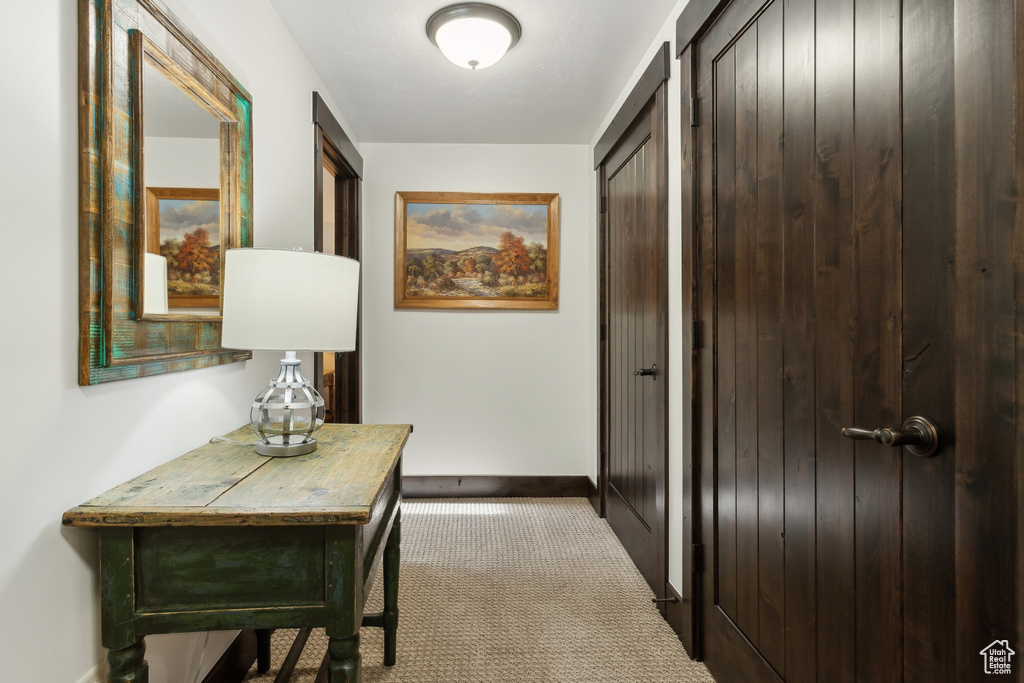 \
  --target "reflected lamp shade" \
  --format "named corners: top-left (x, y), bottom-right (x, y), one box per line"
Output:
top-left (221, 248), bottom-right (360, 457)
top-left (143, 253), bottom-right (169, 314)
top-left (427, 3), bottom-right (521, 70)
